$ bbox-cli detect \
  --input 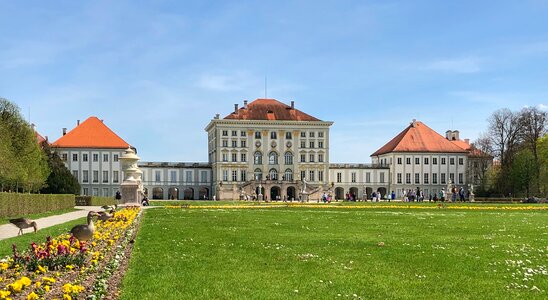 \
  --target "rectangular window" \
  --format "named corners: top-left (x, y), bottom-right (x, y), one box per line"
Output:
top-left (309, 132), bottom-right (315, 137)
top-left (300, 141), bottom-right (306, 148)
top-left (102, 188), bottom-right (109, 197)
top-left (449, 173), bottom-right (455, 183)
top-left (441, 173), bottom-right (446, 184)
top-left (424, 157), bottom-right (429, 165)
top-left (93, 154), bottom-right (98, 162)
top-left (61, 153), bottom-right (68, 161)
top-left (300, 132), bottom-right (306, 138)
top-left (113, 171), bottom-right (119, 183)
top-left (241, 170), bottom-right (246, 182)
top-left (318, 141), bottom-right (324, 148)
top-left (309, 171), bottom-right (315, 182)
top-left (318, 170), bottom-right (324, 182)
top-left (397, 173), bottom-right (402, 184)
top-left (301, 171), bottom-right (306, 180)
top-left (441, 158), bottom-right (446, 165)
top-left (186, 170), bottom-right (192, 183)
top-left (222, 140), bottom-right (228, 147)
top-left (433, 157), bottom-right (438, 165)
top-left (232, 153), bottom-right (237, 162)
top-left (232, 170), bottom-right (237, 181)
top-left (351, 172), bottom-right (356, 183)
top-left (241, 130), bottom-right (246, 137)
top-left (241, 153), bottom-right (247, 162)
top-left (155, 171), bottom-right (161, 182)
top-left (397, 157), bottom-right (402, 165)
top-left (113, 154), bottom-right (119, 162)
top-left (415, 173), bottom-right (420, 184)
top-left (170, 171), bottom-right (177, 183)
top-left (433, 173), bottom-right (438, 184)
top-left (285, 153), bottom-right (293, 165)
top-left (318, 132), bottom-right (324, 138)
top-left (232, 130), bottom-right (237, 136)
top-left (92, 188), bottom-right (98, 196)
top-left (222, 170), bottom-right (228, 181)
top-left (309, 154), bottom-right (314, 162)
top-left (336, 172), bottom-right (342, 183)
top-left (103, 171), bottom-right (108, 183)
top-left (458, 158), bottom-right (464, 165)
top-left (72, 170), bottom-right (78, 179)
top-left (380, 172), bottom-right (385, 183)
top-left (286, 132), bottom-right (292, 139)
top-left (222, 153), bottom-right (228, 162)
top-left (458, 173), bottom-right (463, 184)
top-left (232, 140), bottom-right (237, 148)
top-left (415, 158), bottom-right (420, 164)
top-left (309, 141), bottom-right (314, 148)
top-left (103, 154), bottom-right (108, 162)
top-left (83, 188), bottom-right (89, 196)
top-left (366, 172), bottom-right (371, 183)
top-left (318, 154), bottom-right (324, 162)
top-left (72, 154), bottom-right (78, 161)
top-left (406, 173), bottom-right (411, 184)
top-left (271, 132), bottom-right (277, 139)
top-left (201, 171), bottom-right (208, 183)
top-left (406, 158), bottom-right (411, 164)
top-left (222, 130), bottom-right (228, 136)
top-left (241, 140), bottom-right (246, 147)
top-left (424, 173), bottom-right (429, 184)
top-left (93, 170), bottom-right (99, 183)
top-left (450, 158), bottom-right (455, 165)
top-left (83, 170), bottom-right (89, 183)
top-left (255, 131), bottom-right (261, 139)
top-left (300, 154), bottom-right (306, 162)
top-left (83, 154), bottom-right (88, 162)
